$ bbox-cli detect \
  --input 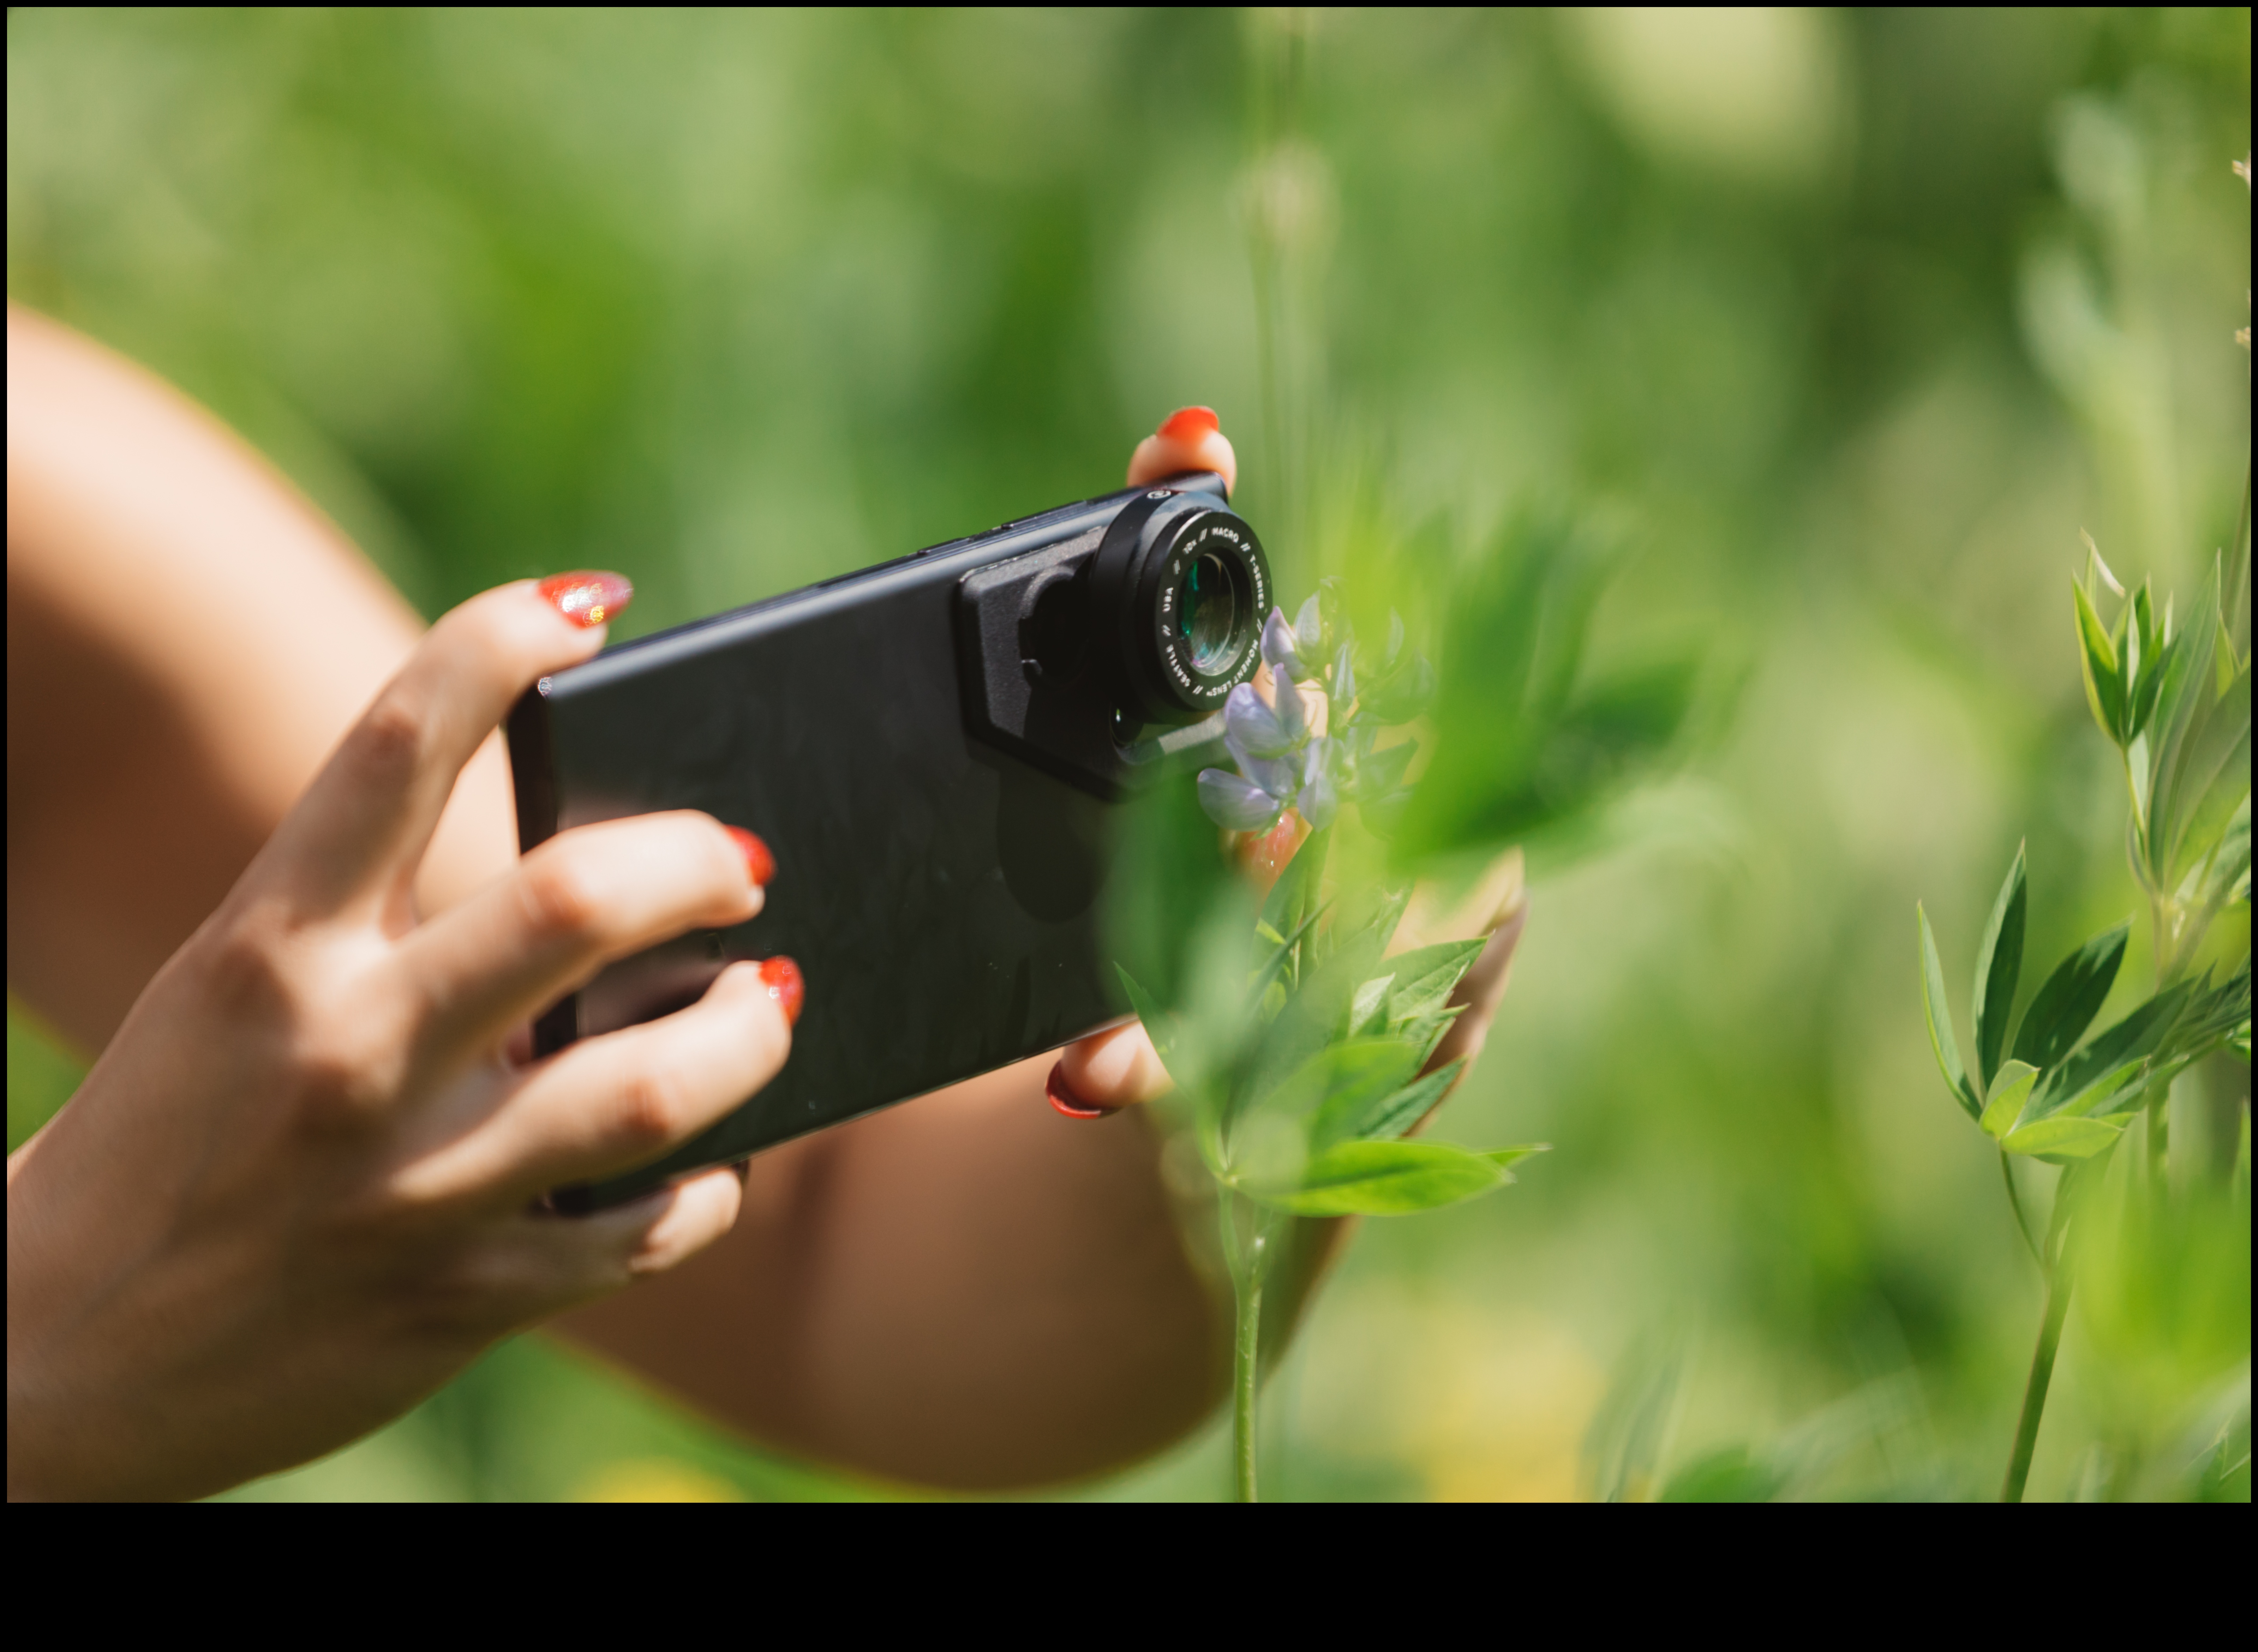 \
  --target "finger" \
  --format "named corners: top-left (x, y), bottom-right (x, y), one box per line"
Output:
top-left (1053, 1020), bottom-right (1174, 1116)
top-left (474, 1167), bottom-right (745, 1322)
top-left (401, 811), bottom-right (768, 1064)
top-left (544, 1166), bottom-right (748, 1301)
top-left (1128, 406), bottom-right (1239, 497)
top-left (1422, 894), bottom-right (1527, 1080)
top-left (480, 960), bottom-right (793, 1193)
top-left (263, 575), bottom-right (629, 920)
